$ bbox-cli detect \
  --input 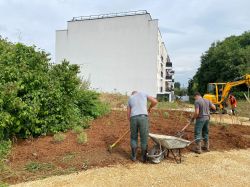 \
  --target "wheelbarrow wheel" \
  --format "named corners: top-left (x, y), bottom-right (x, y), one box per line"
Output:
top-left (147, 145), bottom-right (165, 164)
